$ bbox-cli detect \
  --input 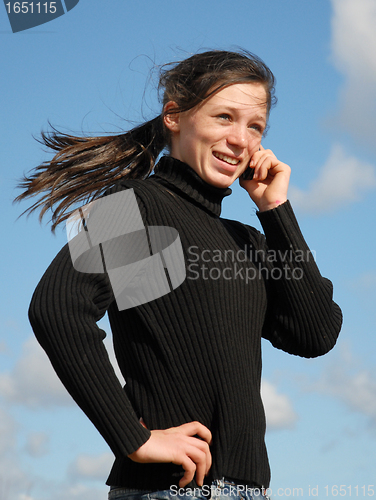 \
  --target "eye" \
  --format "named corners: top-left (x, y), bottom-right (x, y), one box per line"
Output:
top-left (249, 124), bottom-right (263, 134)
top-left (218, 113), bottom-right (231, 121)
